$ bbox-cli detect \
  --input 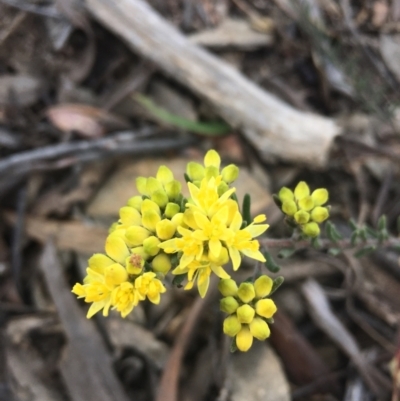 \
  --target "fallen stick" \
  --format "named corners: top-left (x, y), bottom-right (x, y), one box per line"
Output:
top-left (84, 0), bottom-right (340, 167)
